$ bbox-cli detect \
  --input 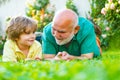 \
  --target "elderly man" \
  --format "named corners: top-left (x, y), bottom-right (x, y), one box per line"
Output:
top-left (42, 9), bottom-right (101, 60)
